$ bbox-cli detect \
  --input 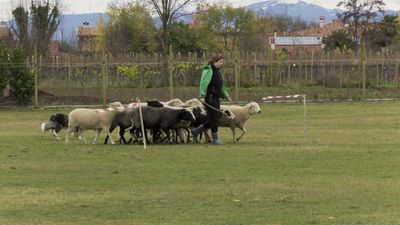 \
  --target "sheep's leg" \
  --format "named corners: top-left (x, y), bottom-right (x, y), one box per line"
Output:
top-left (79, 129), bottom-right (87, 144)
top-left (103, 127), bottom-right (116, 144)
top-left (204, 129), bottom-right (211, 143)
top-left (178, 129), bottom-right (185, 144)
top-left (230, 127), bottom-right (236, 142)
top-left (93, 129), bottom-right (102, 144)
top-left (236, 126), bottom-right (246, 141)
top-left (185, 128), bottom-right (190, 143)
top-left (164, 129), bottom-right (172, 144)
top-left (120, 127), bottom-right (128, 144)
top-left (65, 128), bottom-right (71, 143)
